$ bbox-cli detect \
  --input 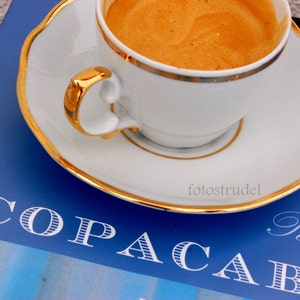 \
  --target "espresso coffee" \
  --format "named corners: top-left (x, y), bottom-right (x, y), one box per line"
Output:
top-left (105, 0), bottom-right (281, 70)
